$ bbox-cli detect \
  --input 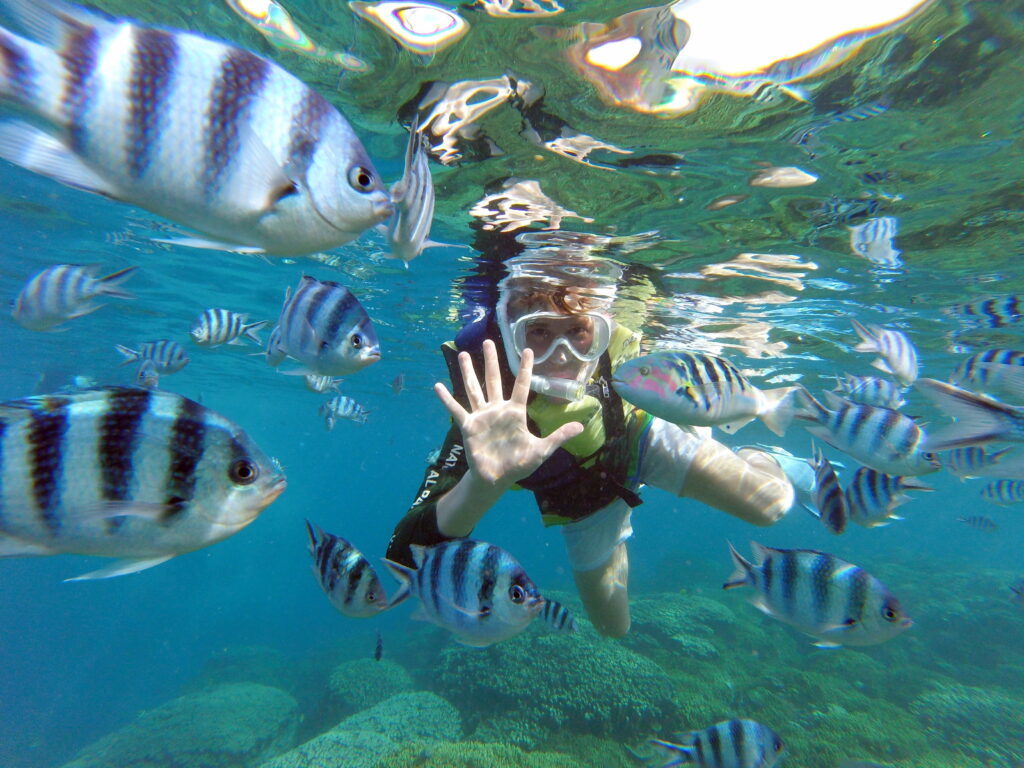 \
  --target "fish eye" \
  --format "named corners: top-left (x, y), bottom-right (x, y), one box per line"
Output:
top-left (881, 605), bottom-right (899, 622)
top-left (229, 458), bottom-right (259, 485)
top-left (348, 166), bottom-right (376, 192)
top-left (509, 584), bottom-right (526, 604)
top-left (639, 366), bottom-right (650, 376)
top-left (351, 333), bottom-right (362, 349)
top-left (774, 737), bottom-right (783, 752)
top-left (366, 592), bottom-right (377, 602)
top-left (924, 452), bottom-right (938, 462)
